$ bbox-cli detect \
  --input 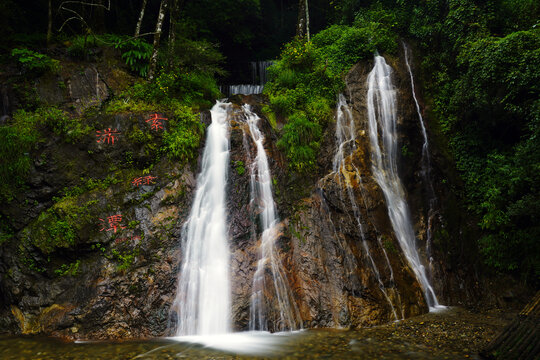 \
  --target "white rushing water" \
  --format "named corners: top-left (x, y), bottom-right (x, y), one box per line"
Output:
top-left (245, 105), bottom-right (299, 331)
top-left (171, 100), bottom-right (232, 335)
top-left (221, 61), bottom-right (273, 96)
top-left (366, 55), bottom-right (441, 309)
top-left (332, 94), bottom-right (356, 173)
